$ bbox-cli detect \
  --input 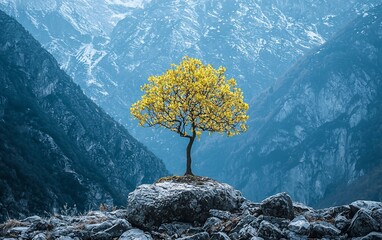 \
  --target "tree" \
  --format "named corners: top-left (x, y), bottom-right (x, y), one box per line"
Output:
top-left (131, 57), bottom-right (249, 176)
